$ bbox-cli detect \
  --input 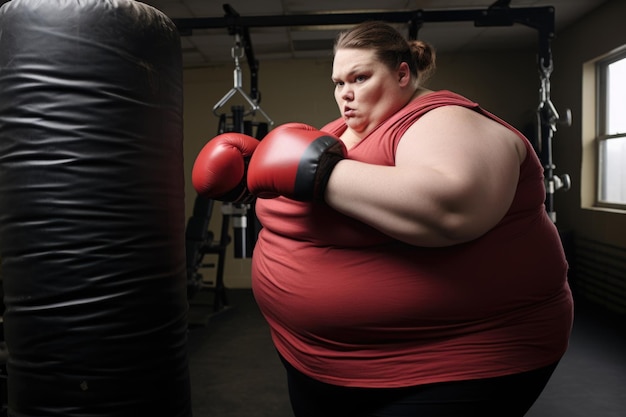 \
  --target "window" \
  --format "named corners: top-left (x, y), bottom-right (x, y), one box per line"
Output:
top-left (597, 52), bottom-right (626, 207)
